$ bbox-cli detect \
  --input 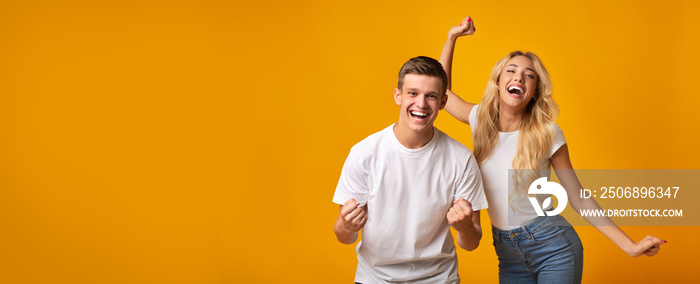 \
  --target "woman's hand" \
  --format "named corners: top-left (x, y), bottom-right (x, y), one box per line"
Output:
top-left (626, 235), bottom-right (666, 257)
top-left (448, 16), bottom-right (476, 40)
